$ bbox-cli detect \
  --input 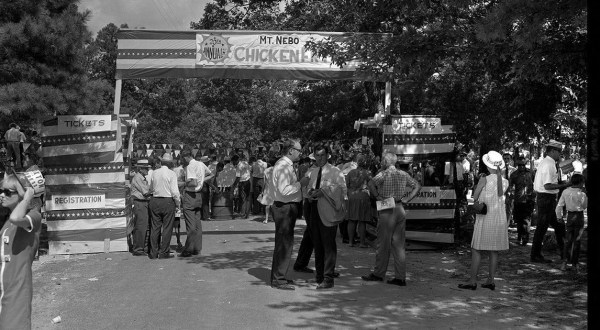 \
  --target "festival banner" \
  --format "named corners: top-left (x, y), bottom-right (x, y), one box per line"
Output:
top-left (116, 30), bottom-right (391, 81)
